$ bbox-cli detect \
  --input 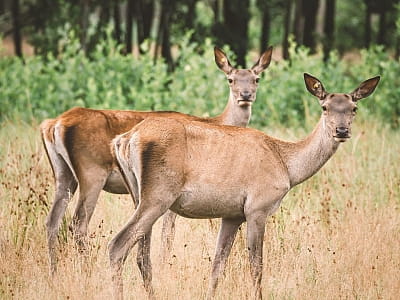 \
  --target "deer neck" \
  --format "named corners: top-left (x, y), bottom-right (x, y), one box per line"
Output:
top-left (217, 92), bottom-right (252, 127)
top-left (278, 117), bottom-right (340, 187)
